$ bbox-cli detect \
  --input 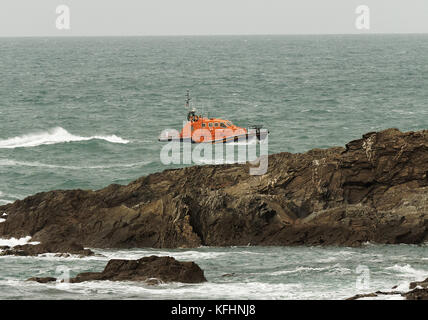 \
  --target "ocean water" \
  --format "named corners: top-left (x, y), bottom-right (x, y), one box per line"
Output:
top-left (0, 244), bottom-right (427, 300)
top-left (0, 35), bottom-right (427, 299)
